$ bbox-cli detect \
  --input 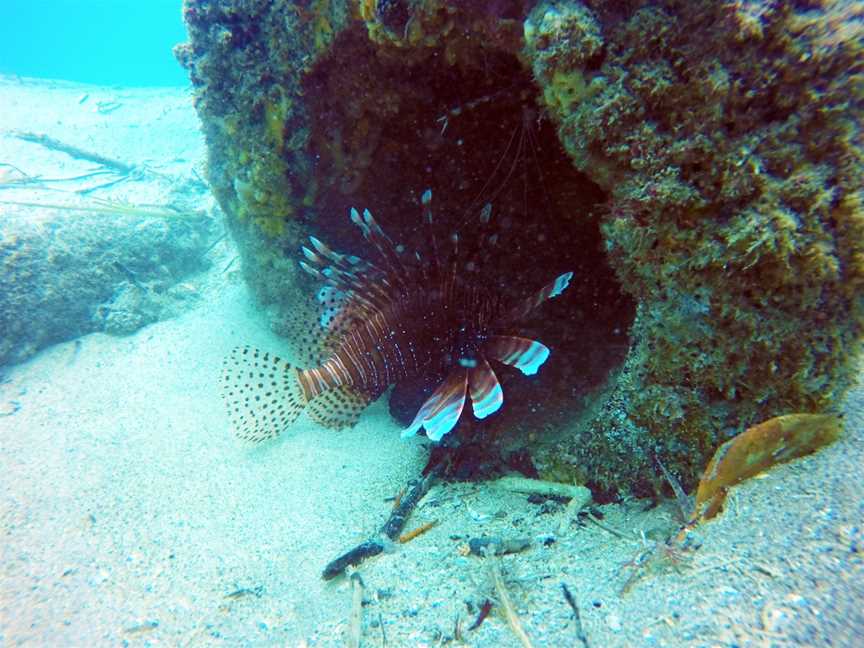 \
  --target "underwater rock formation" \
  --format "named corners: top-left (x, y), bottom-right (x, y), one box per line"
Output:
top-left (179, 0), bottom-right (863, 494)
top-left (0, 211), bottom-right (213, 366)
top-left (523, 0), bottom-right (864, 493)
